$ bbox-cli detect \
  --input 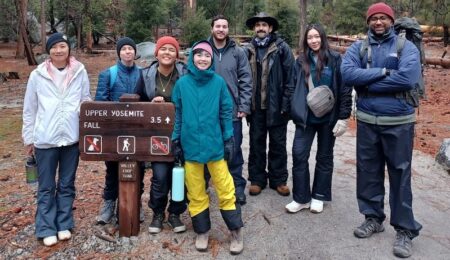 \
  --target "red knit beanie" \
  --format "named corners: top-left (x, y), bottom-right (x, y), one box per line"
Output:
top-left (154, 36), bottom-right (180, 58)
top-left (366, 2), bottom-right (395, 23)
